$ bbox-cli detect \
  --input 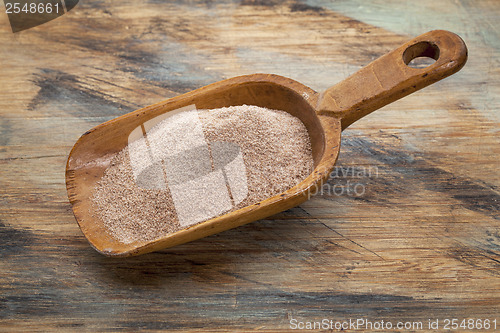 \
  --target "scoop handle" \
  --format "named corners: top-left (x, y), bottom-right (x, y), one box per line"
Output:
top-left (316, 30), bottom-right (467, 130)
